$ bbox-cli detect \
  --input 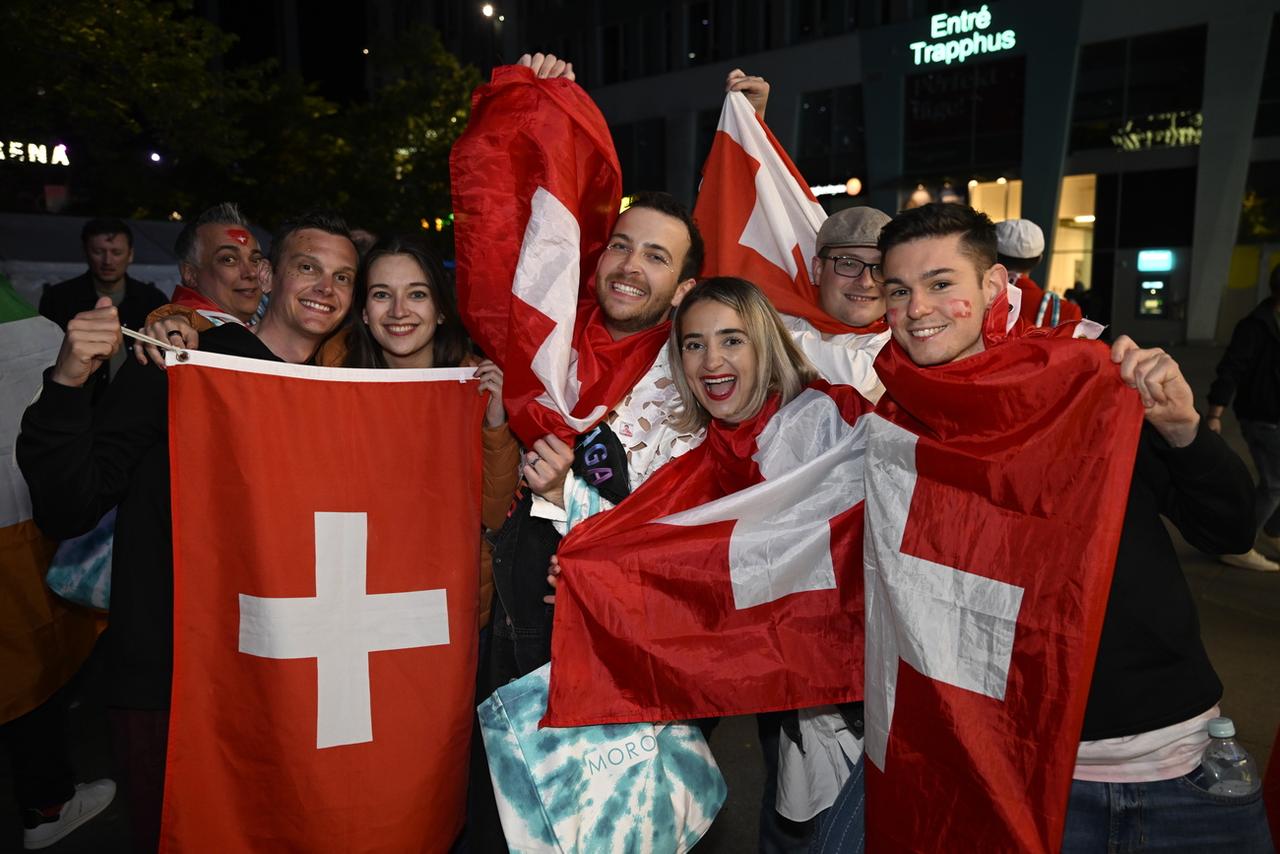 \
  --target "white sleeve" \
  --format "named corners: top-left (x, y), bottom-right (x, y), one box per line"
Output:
top-left (785, 319), bottom-right (888, 403)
